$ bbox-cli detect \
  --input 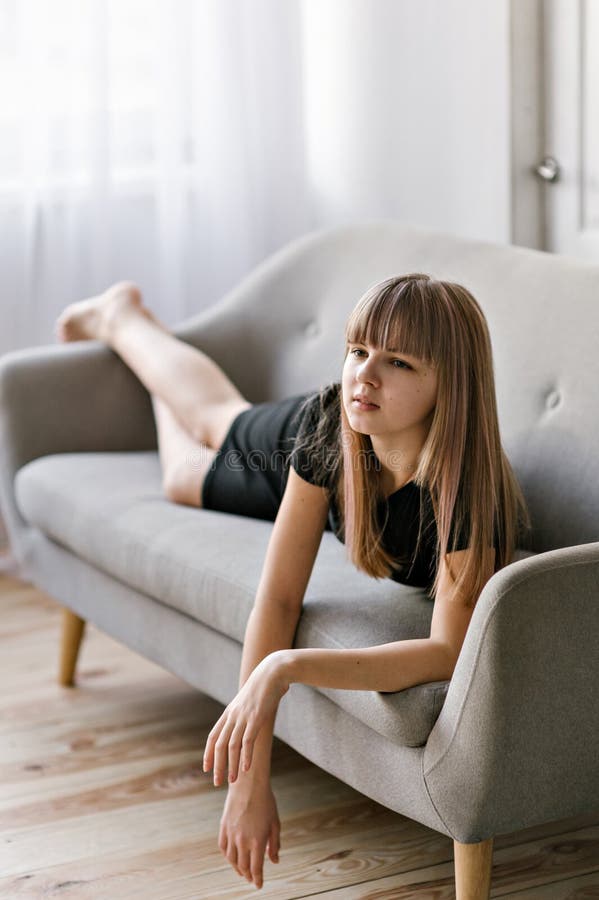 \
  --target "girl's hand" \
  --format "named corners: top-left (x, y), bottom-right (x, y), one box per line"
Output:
top-left (203, 651), bottom-right (291, 785)
top-left (219, 778), bottom-right (281, 890)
